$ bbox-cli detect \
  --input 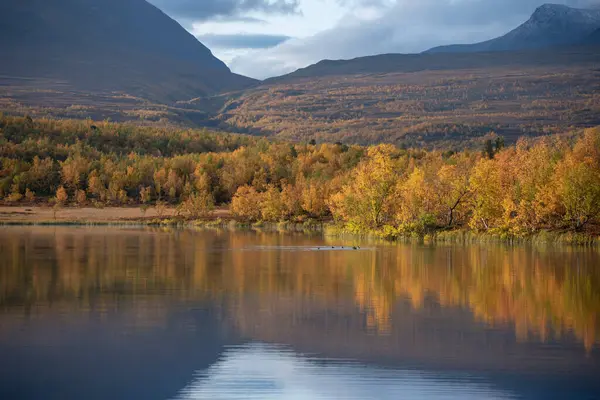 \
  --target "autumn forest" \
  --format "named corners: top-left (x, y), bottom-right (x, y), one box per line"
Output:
top-left (1, 114), bottom-right (599, 239)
